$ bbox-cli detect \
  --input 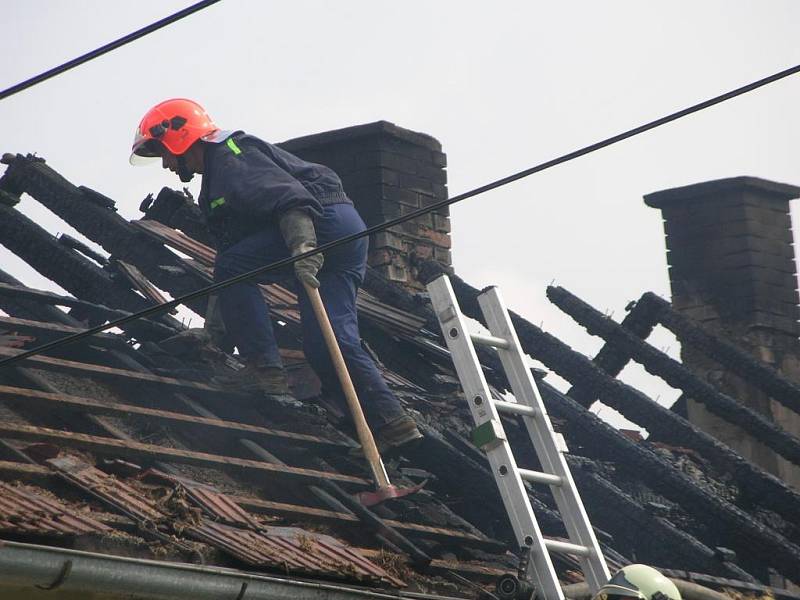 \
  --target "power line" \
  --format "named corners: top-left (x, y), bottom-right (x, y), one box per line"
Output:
top-left (0, 0), bottom-right (222, 101)
top-left (1, 62), bottom-right (798, 369)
